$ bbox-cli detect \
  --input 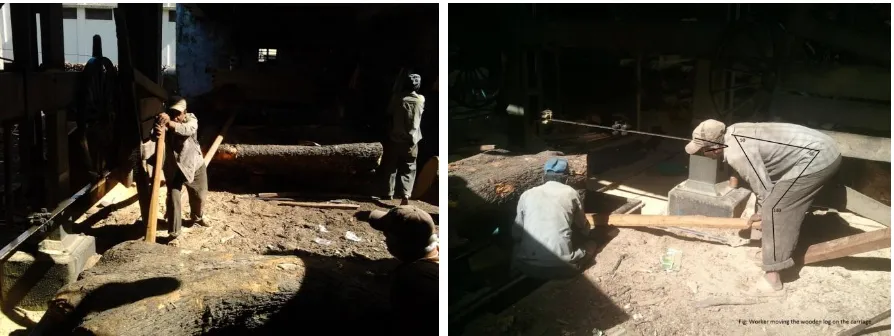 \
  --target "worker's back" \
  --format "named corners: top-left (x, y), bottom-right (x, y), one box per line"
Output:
top-left (512, 181), bottom-right (587, 272)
